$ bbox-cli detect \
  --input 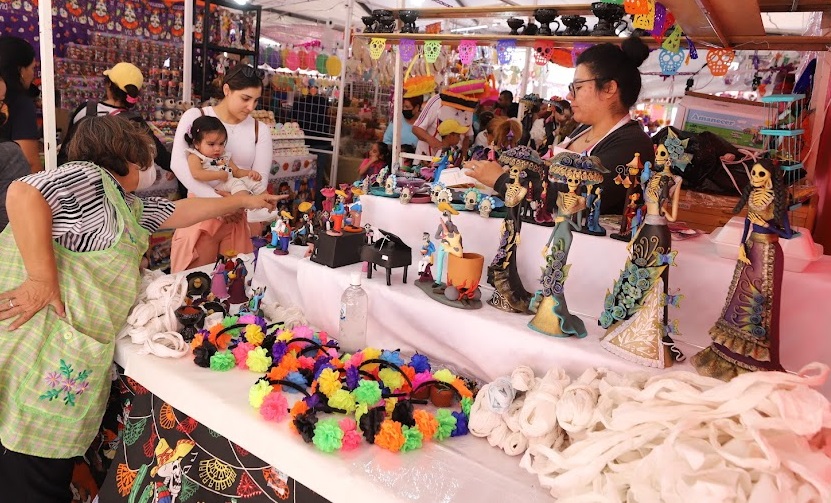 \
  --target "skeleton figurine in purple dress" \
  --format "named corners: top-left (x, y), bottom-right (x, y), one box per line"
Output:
top-left (693, 158), bottom-right (792, 379)
top-left (211, 259), bottom-right (229, 300)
